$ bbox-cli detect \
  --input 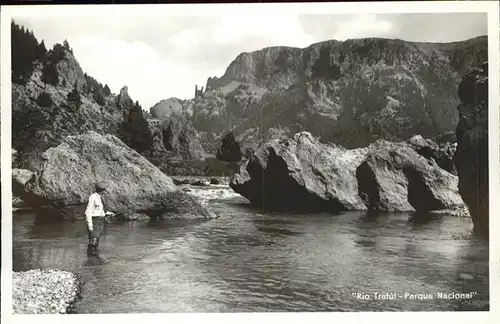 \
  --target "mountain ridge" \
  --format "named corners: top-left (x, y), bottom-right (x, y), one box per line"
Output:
top-left (150, 34), bottom-right (488, 153)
